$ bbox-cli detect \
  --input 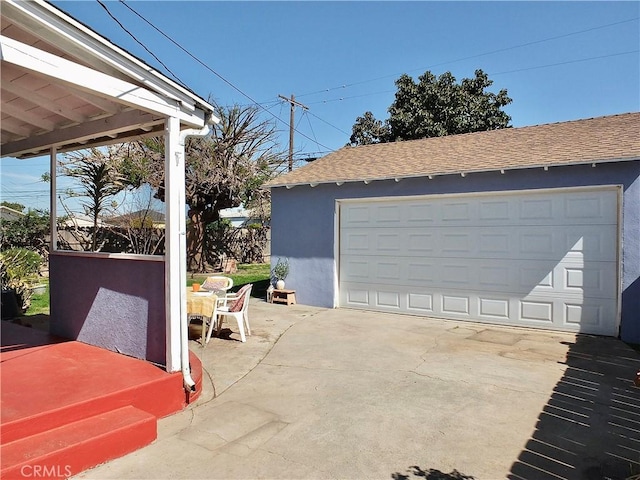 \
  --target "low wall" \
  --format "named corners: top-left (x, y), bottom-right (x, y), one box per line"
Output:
top-left (49, 252), bottom-right (166, 366)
